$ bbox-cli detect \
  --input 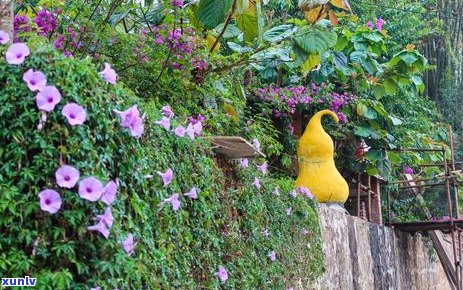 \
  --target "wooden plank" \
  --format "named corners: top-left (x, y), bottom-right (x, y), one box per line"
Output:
top-left (204, 136), bottom-right (265, 159)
